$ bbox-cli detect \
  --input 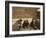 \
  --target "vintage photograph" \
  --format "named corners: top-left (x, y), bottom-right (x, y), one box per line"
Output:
top-left (5, 1), bottom-right (44, 37)
top-left (12, 7), bottom-right (40, 31)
